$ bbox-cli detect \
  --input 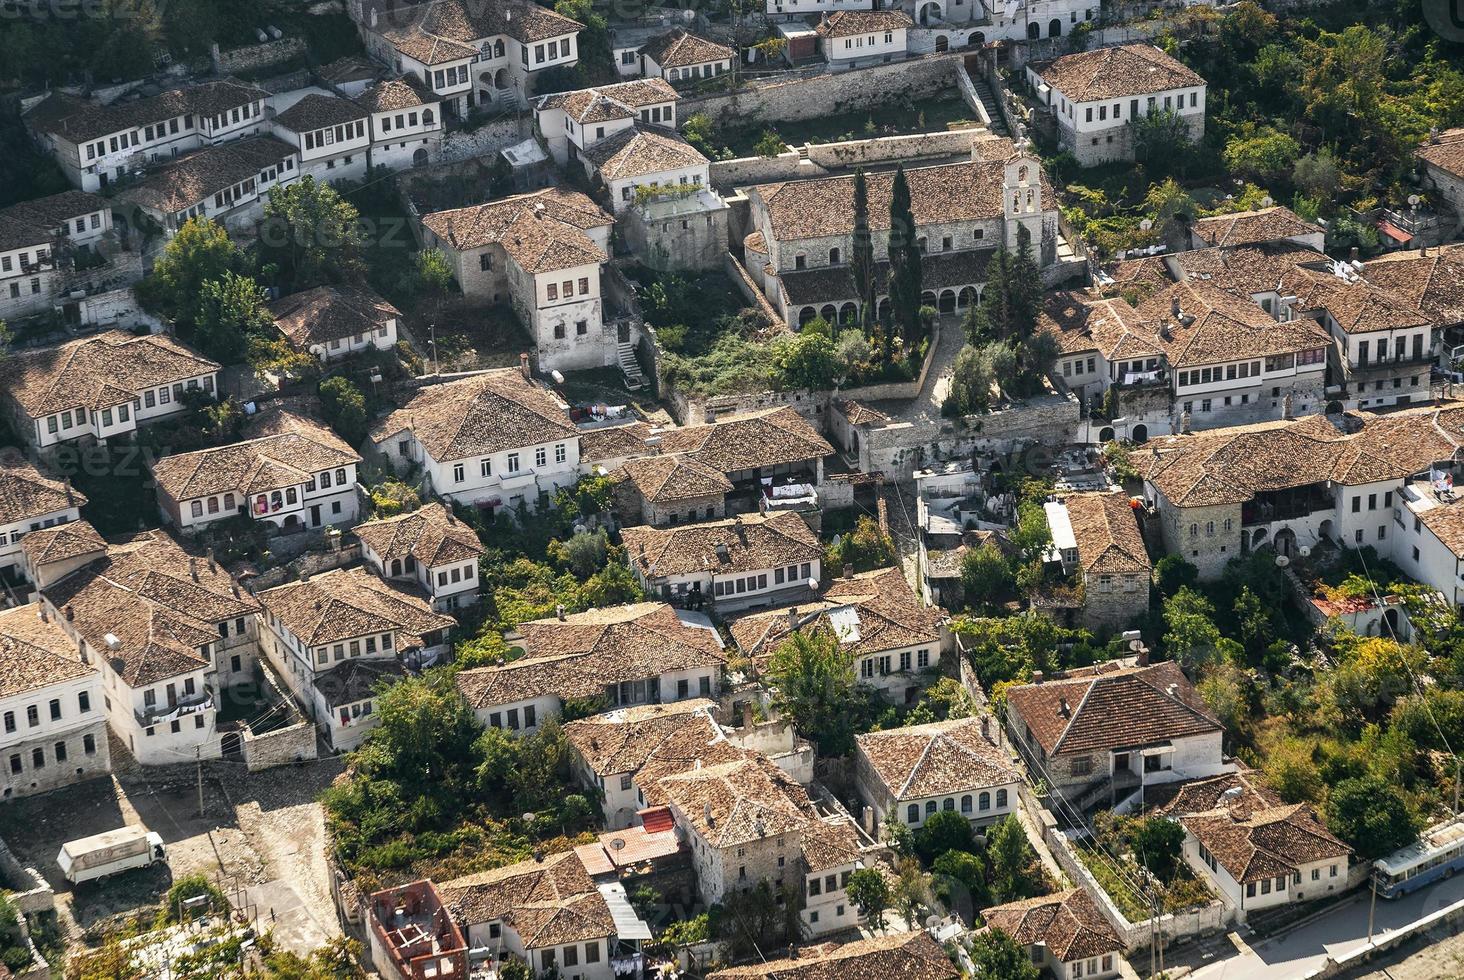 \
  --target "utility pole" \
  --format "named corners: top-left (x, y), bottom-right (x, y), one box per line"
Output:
top-left (429, 322), bottom-right (439, 376)
top-left (195, 745), bottom-right (204, 818)
top-left (1367, 874), bottom-right (1377, 945)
